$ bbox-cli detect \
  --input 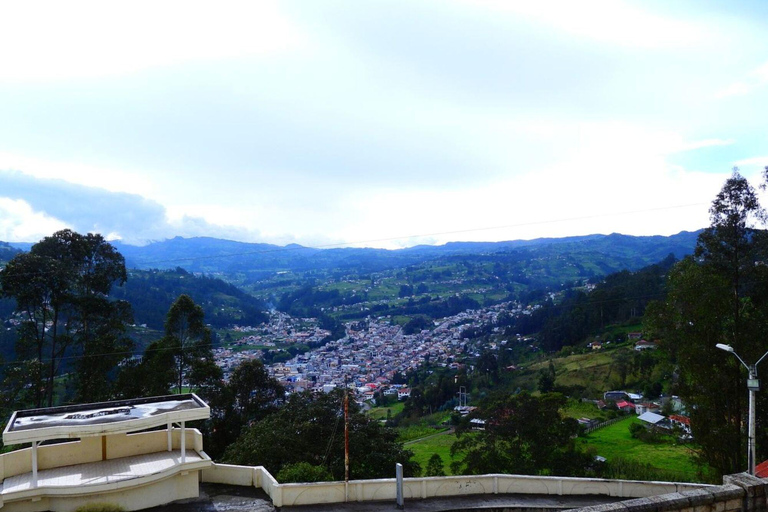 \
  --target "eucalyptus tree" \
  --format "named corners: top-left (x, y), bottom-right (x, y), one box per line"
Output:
top-left (0, 230), bottom-right (131, 406)
top-left (645, 169), bottom-right (768, 476)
